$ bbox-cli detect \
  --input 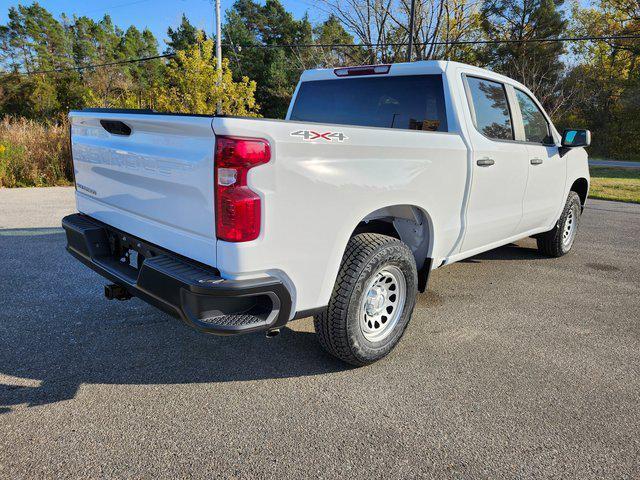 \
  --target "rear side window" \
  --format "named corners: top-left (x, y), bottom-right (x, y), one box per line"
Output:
top-left (290, 75), bottom-right (448, 132)
top-left (515, 89), bottom-right (553, 144)
top-left (466, 76), bottom-right (514, 140)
